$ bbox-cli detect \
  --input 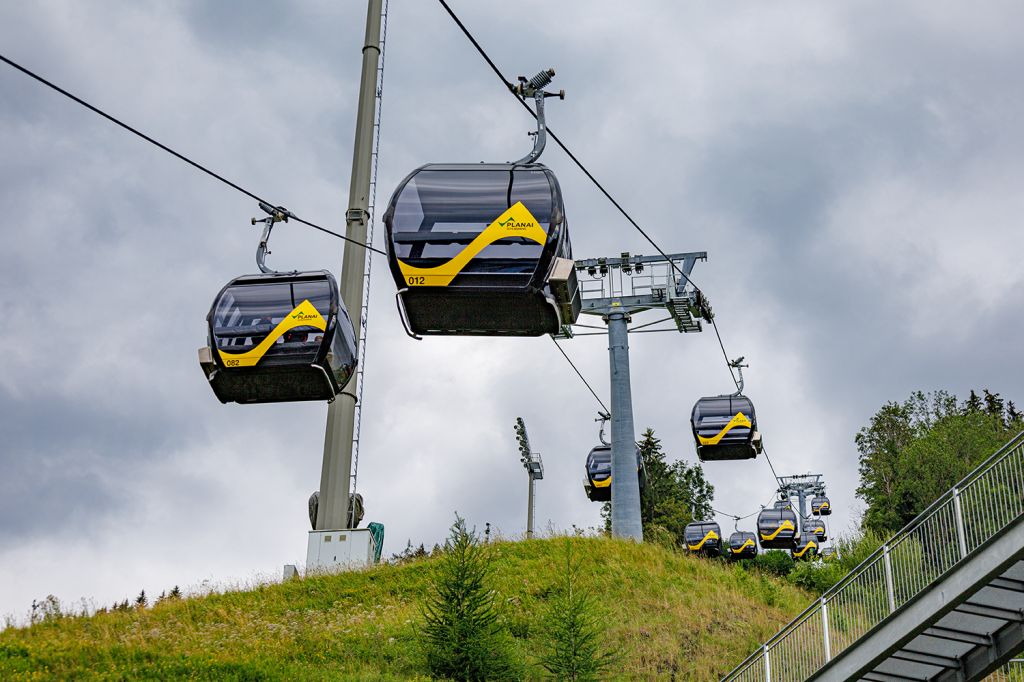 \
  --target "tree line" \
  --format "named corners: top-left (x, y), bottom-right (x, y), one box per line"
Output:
top-left (856, 389), bottom-right (1023, 536)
